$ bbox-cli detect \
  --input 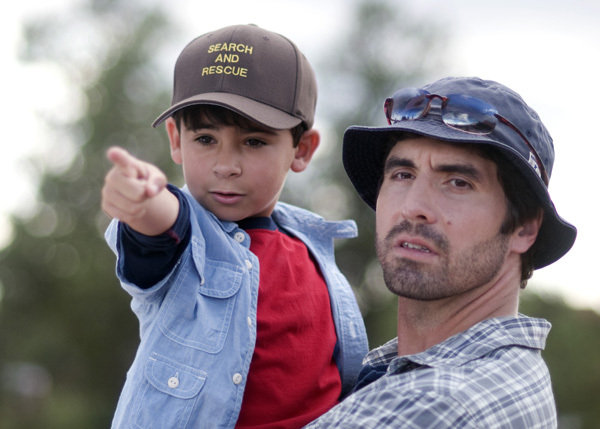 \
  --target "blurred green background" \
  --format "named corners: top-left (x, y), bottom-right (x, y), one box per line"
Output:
top-left (0, 1), bottom-right (598, 427)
